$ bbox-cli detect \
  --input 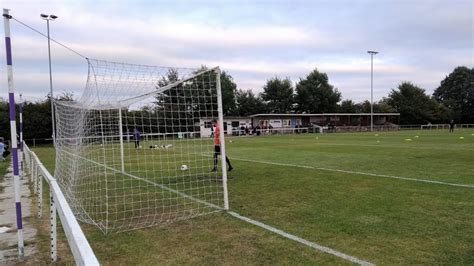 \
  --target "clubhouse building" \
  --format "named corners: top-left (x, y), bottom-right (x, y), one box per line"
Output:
top-left (199, 113), bottom-right (400, 137)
